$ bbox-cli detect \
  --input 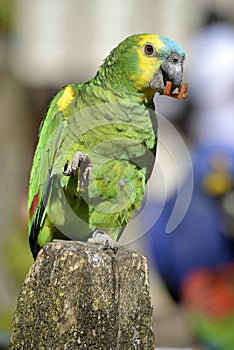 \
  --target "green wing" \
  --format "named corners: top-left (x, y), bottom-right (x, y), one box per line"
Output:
top-left (28, 84), bottom-right (79, 255)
